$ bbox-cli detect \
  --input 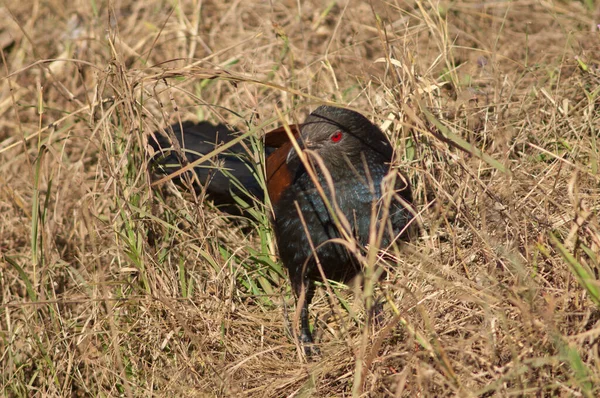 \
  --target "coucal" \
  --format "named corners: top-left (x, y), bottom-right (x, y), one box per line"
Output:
top-left (149, 105), bottom-right (414, 353)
